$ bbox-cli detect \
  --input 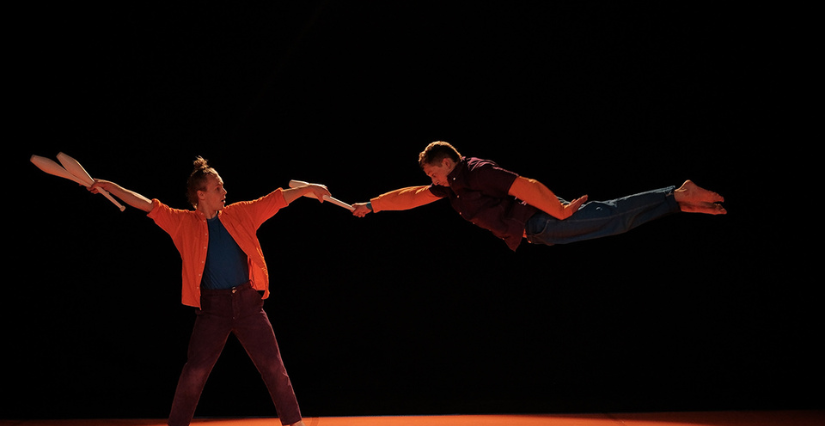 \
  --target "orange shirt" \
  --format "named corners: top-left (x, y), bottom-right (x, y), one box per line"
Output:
top-left (147, 189), bottom-right (288, 308)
